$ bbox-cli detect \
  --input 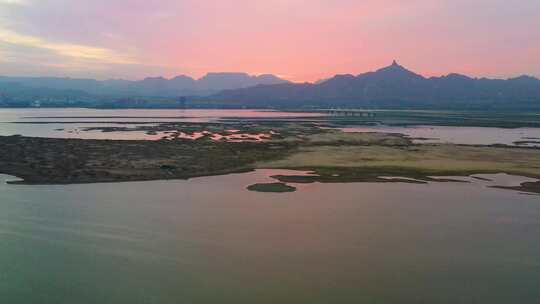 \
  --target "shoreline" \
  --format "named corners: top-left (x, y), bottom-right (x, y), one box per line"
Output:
top-left (4, 161), bottom-right (539, 195)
